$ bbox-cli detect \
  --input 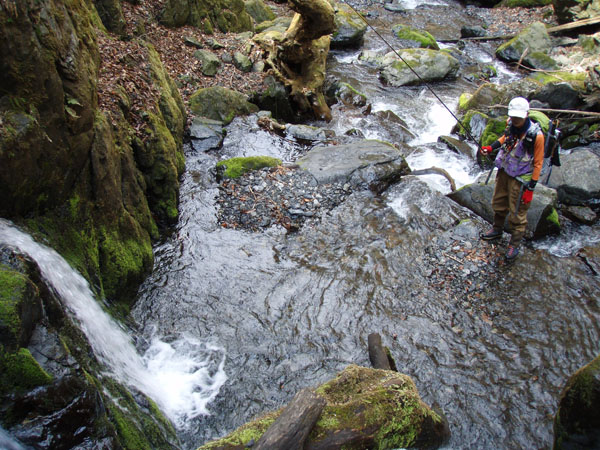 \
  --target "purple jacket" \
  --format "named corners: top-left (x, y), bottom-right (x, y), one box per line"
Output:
top-left (495, 121), bottom-right (541, 178)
